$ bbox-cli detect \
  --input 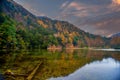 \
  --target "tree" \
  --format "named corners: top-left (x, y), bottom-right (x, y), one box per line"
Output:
top-left (0, 15), bottom-right (17, 49)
